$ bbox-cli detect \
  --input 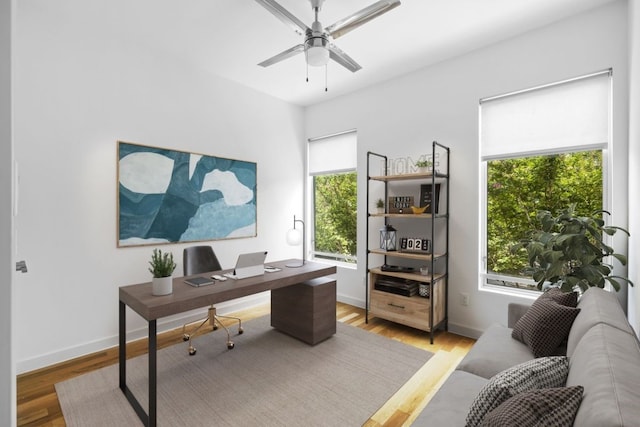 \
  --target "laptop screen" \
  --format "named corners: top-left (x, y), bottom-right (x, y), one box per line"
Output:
top-left (234, 251), bottom-right (268, 270)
